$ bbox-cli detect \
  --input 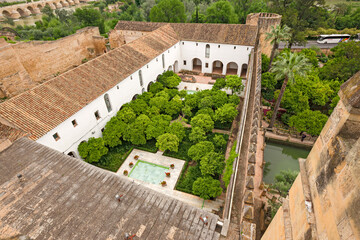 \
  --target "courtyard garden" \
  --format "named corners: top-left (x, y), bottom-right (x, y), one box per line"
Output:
top-left (78, 70), bottom-right (244, 200)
